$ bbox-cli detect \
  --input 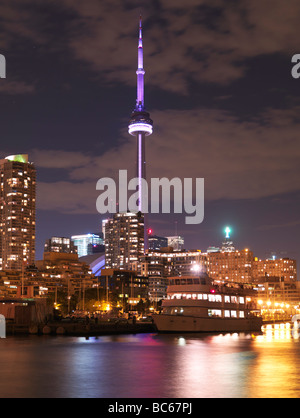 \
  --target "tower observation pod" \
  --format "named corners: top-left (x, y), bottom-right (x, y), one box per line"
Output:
top-left (128, 16), bottom-right (153, 217)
